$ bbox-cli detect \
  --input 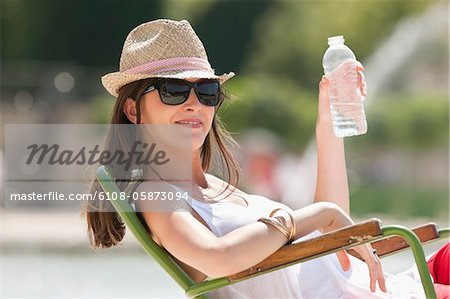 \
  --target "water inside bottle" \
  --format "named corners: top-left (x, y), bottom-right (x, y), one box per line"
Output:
top-left (328, 59), bottom-right (367, 137)
top-left (330, 102), bottom-right (367, 137)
